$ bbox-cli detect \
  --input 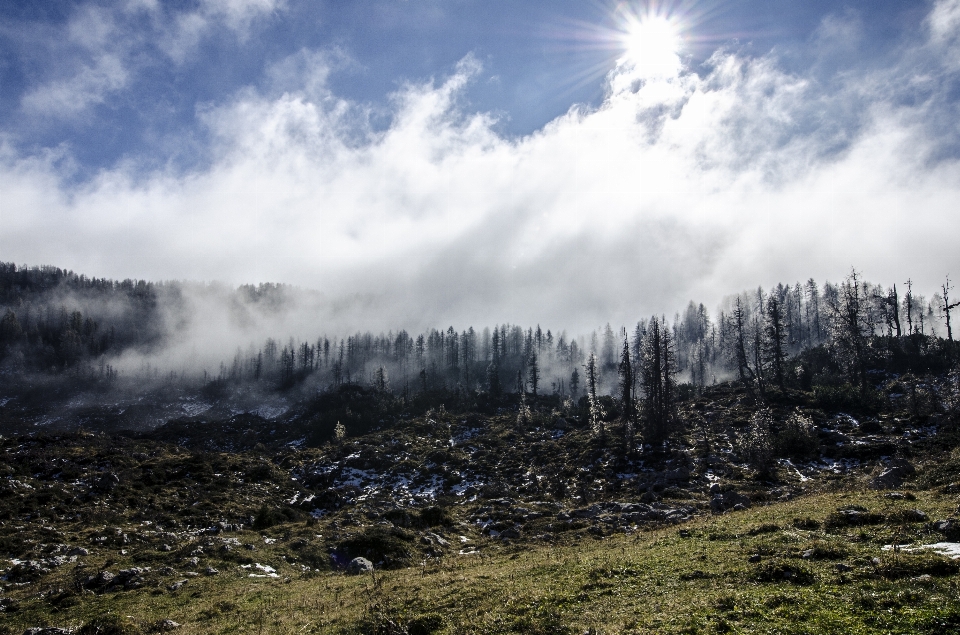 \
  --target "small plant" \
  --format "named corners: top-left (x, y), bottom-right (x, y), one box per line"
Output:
top-left (754, 559), bottom-right (816, 585)
top-left (792, 517), bottom-right (821, 530)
